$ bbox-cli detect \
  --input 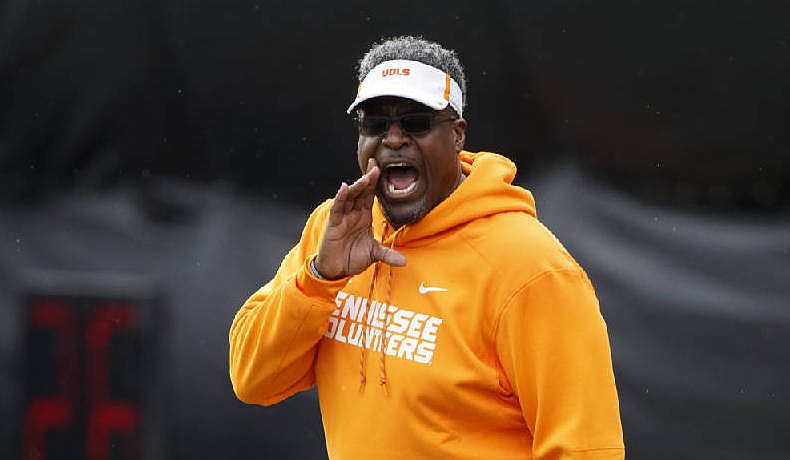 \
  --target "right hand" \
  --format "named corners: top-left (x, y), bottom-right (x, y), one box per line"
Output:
top-left (313, 158), bottom-right (407, 280)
